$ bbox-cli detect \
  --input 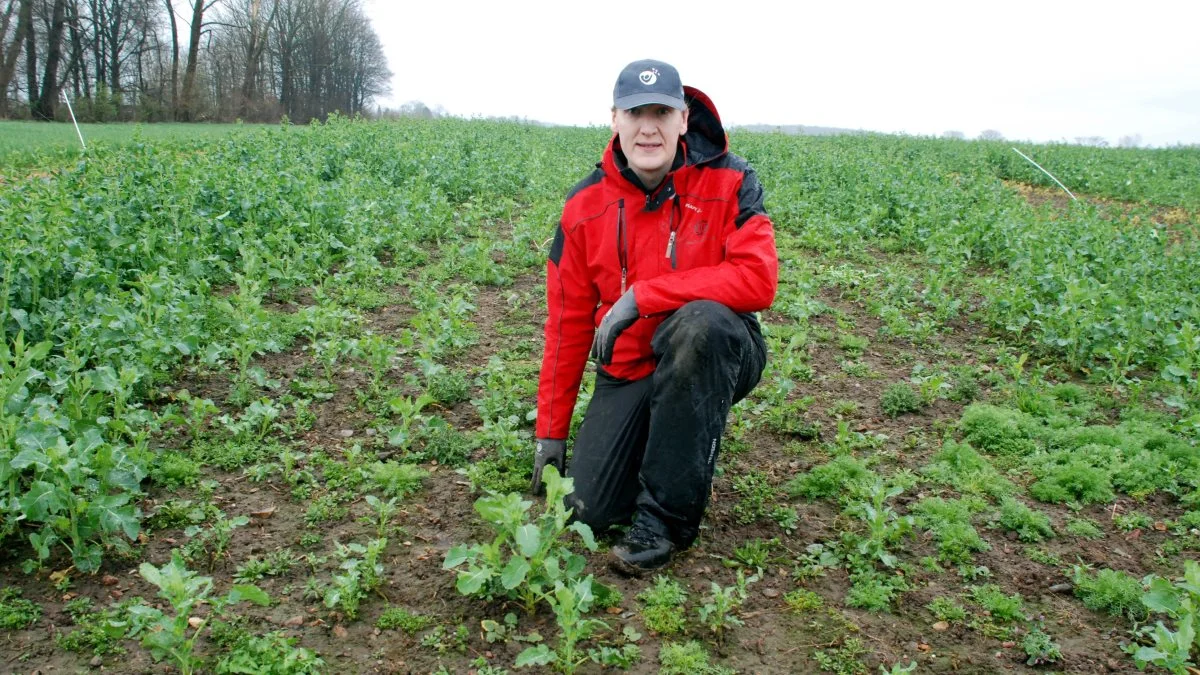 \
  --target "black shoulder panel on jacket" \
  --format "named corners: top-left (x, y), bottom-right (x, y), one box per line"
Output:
top-left (733, 161), bottom-right (767, 229)
top-left (565, 168), bottom-right (605, 203)
top-left (548, 223), bottom-right (566, 265)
